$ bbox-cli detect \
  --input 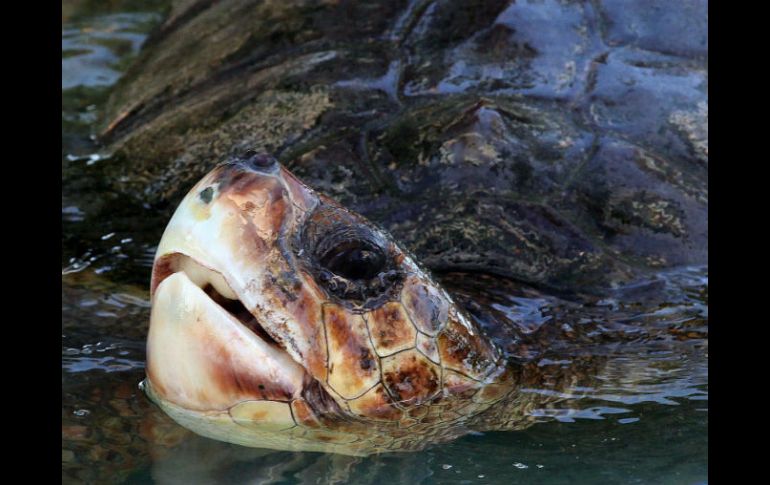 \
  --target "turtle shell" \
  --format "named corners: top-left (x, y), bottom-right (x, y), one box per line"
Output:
top-left (98, 0), bottom-right (706, 292)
